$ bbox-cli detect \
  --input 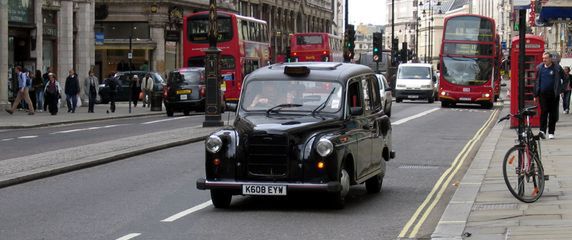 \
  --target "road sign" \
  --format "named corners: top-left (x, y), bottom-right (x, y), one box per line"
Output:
top-left (128, 52), bottom-right (133, 59)
top-left (373, 55), bottom-right (379, 61)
